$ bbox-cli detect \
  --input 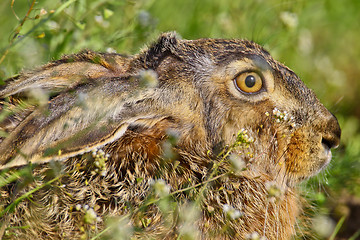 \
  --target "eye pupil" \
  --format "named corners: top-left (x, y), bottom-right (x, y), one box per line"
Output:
top-left (245, 75), bottom-right (256, 88)
top-left (233, 71), bottom-right (263, 94)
